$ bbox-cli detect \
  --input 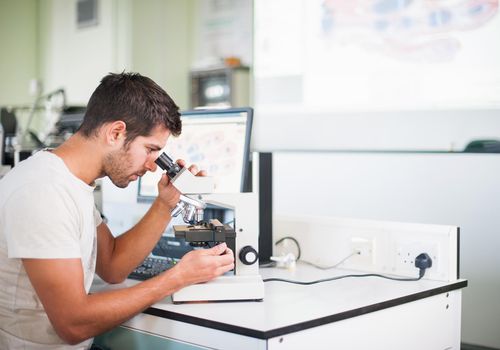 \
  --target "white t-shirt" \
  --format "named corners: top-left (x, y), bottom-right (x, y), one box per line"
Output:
top-left (0, 150), bottom-right (102, 350)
